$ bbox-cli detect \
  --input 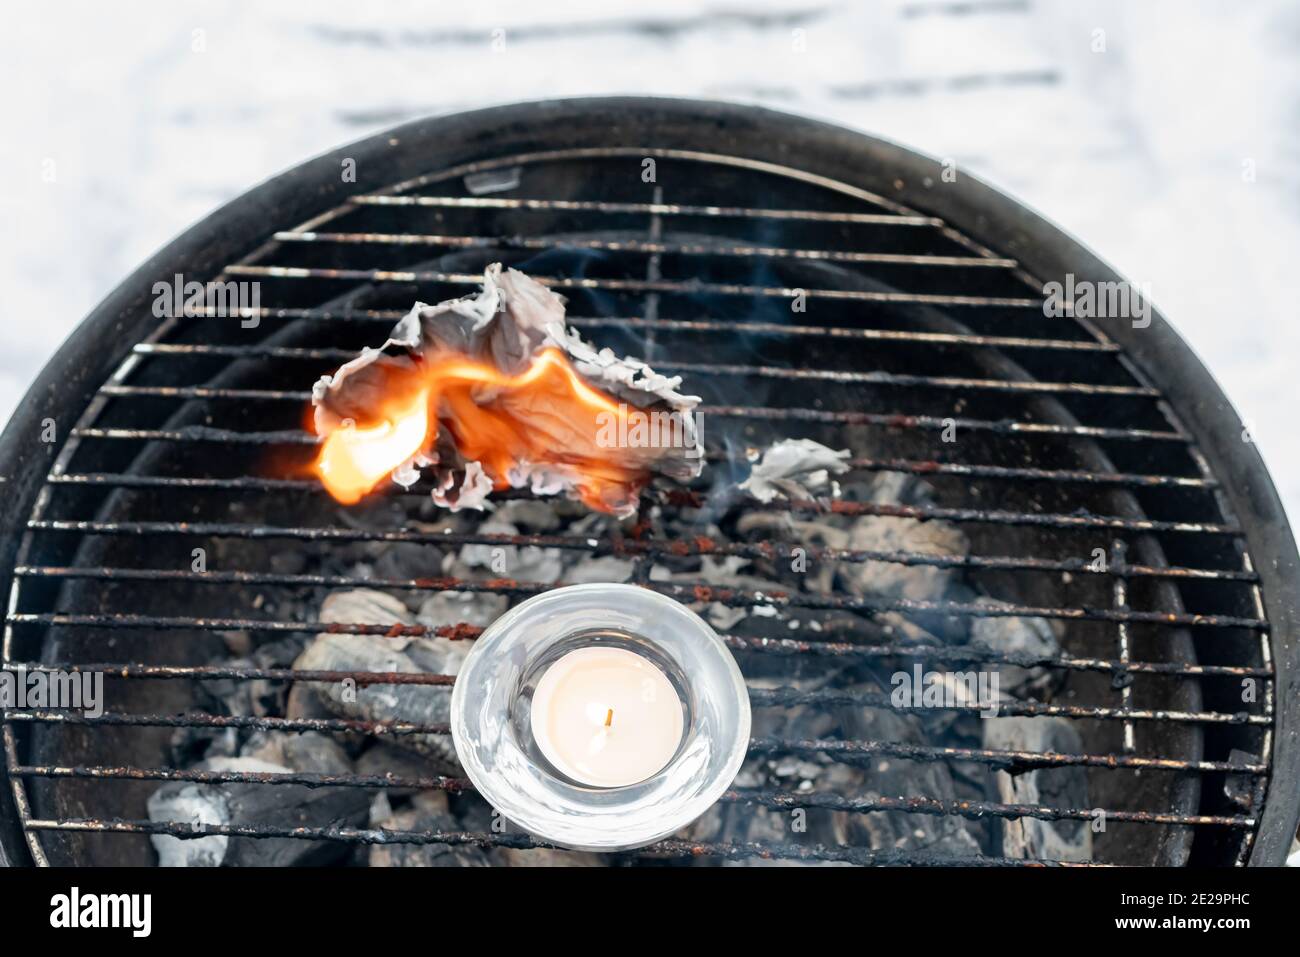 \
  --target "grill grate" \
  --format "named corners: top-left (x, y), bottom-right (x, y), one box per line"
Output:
top-left (2, 142), bottom-right (1276, 867)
